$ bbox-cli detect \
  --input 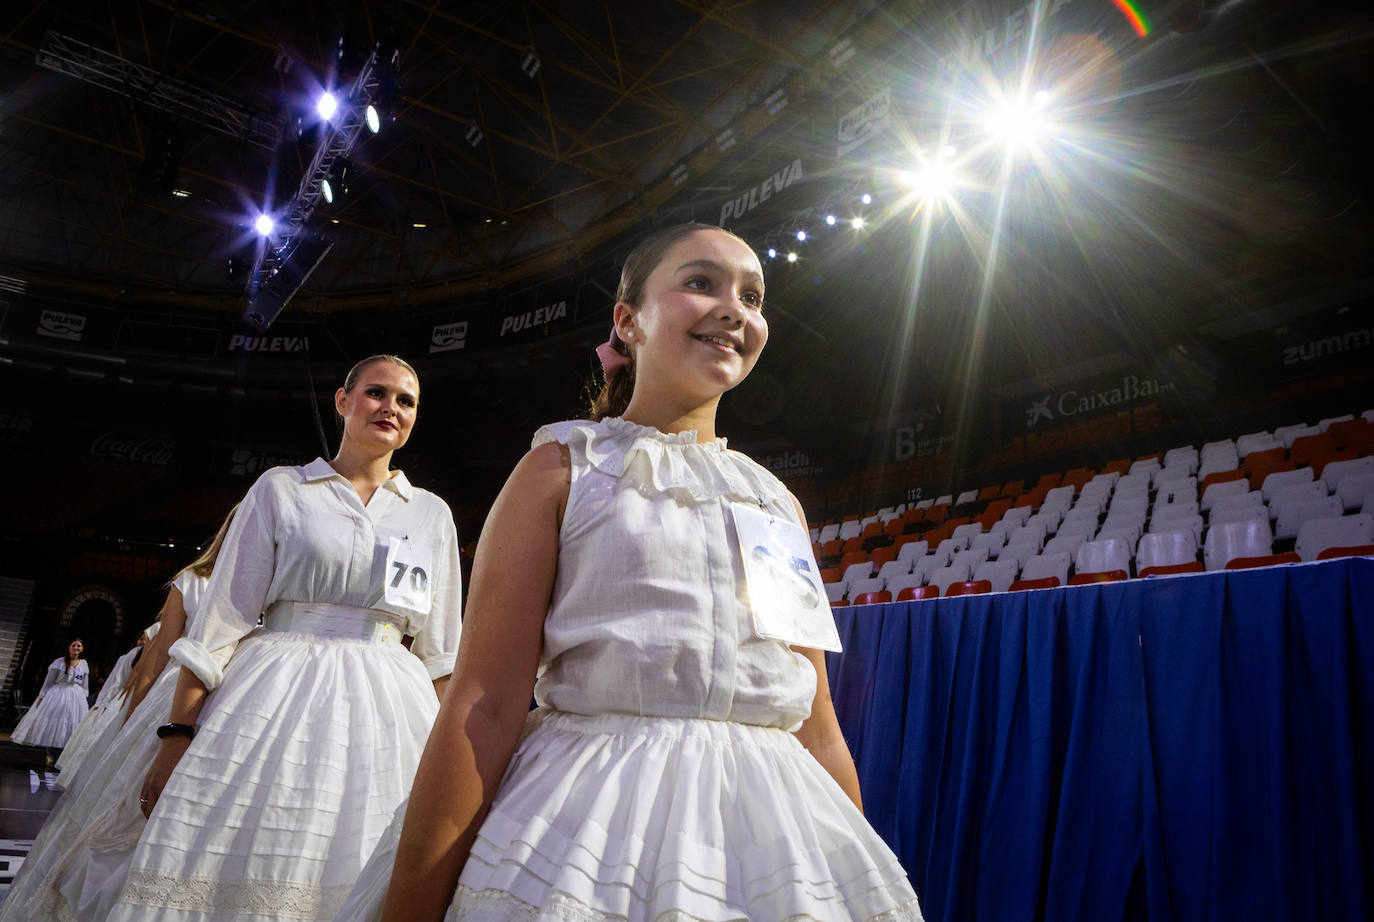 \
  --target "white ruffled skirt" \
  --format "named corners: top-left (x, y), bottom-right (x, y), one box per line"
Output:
top-left (93, 606), bottom-right (440, 922)
top-left (54, 692), bottom-right (127, 788)
top-left (335, 709), bottom-right (922, 922)
top-left (11, 682), bottom-right (88, 749)
top-left (6, 659), bottom-right (183, 922)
